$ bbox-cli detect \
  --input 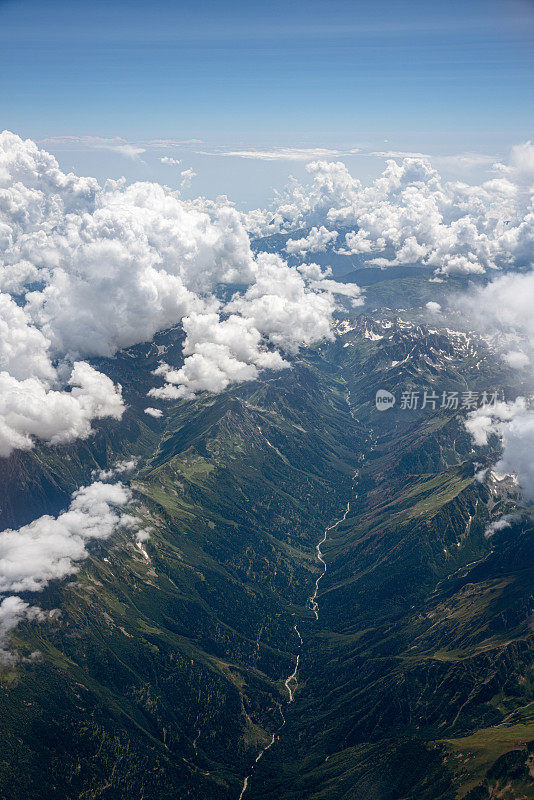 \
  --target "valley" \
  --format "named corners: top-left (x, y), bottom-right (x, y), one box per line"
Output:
top-left (0, 308), bottom-right (532, 800)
